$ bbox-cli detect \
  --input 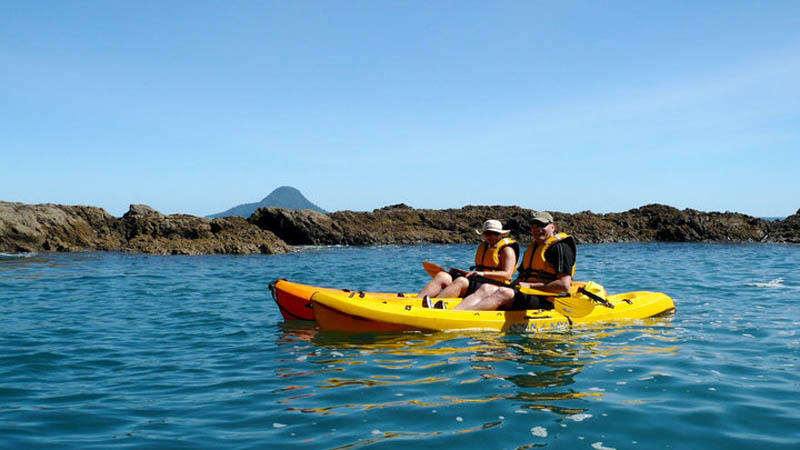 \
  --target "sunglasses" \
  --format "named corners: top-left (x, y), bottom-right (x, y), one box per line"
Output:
top-left (530, 221), bottom-right (551, 228)
top-left (483, 231), bottom-right (502, 236)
